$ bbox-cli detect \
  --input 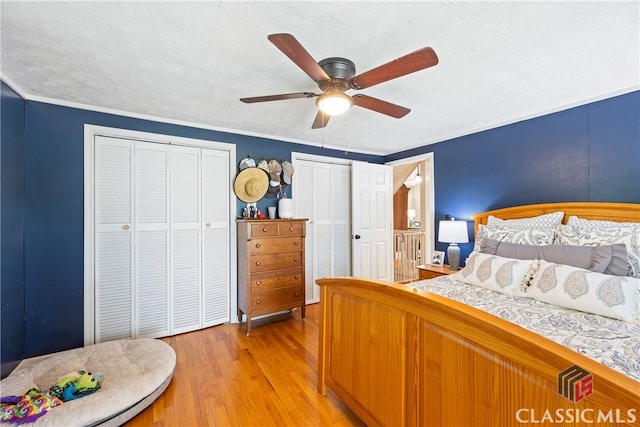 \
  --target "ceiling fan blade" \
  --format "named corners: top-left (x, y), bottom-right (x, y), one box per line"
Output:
top-left (311, 110), bottom-right (331, 129)
top-left (240, 92), bottom-right (317, 103)
top-left (352, 94), bottom-right (411, 118)
top-left (268, 33), bottom-right (330, 83)
top-left (349, 47), bottom-right (439, 90)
